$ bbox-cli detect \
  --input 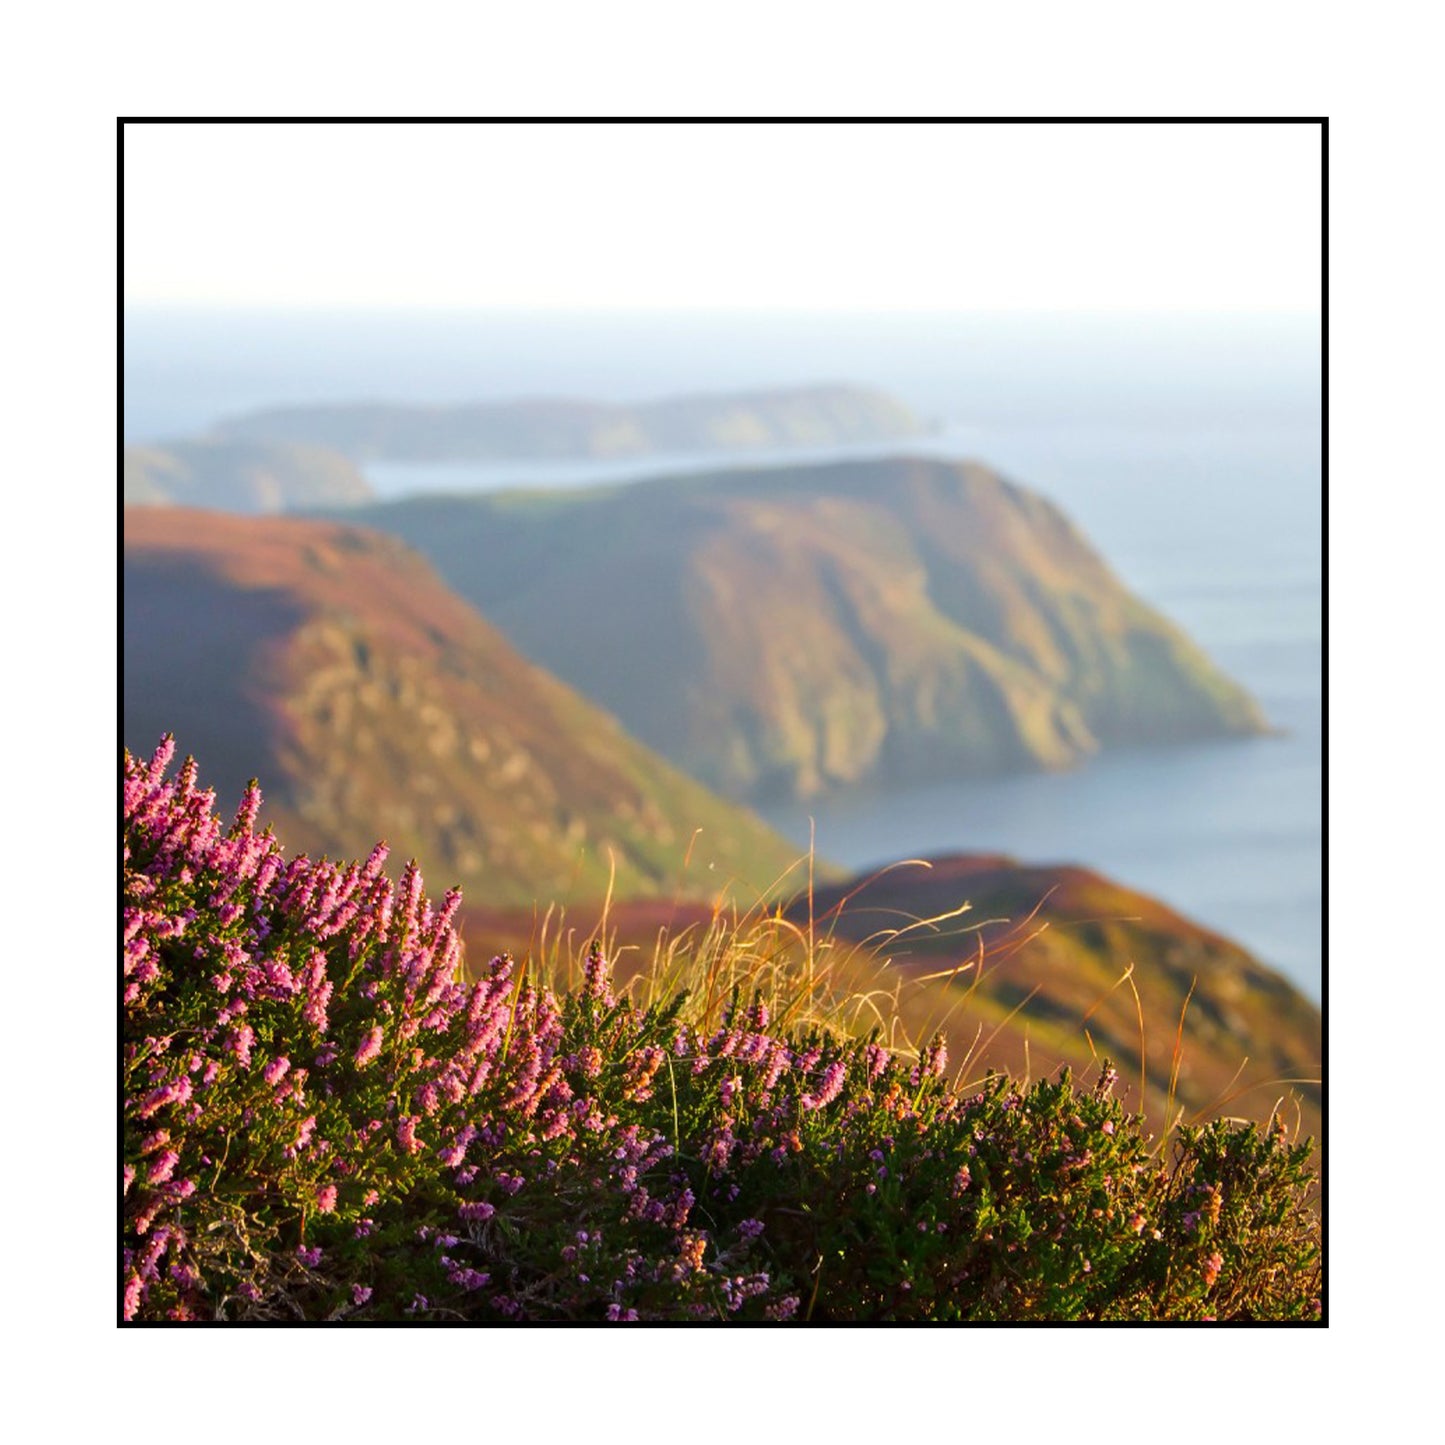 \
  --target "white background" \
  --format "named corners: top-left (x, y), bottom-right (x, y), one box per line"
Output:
top-left (5, 0), bottom-right (1433, 1437)
top-left (124, 121), bottom-right (1321, 312)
